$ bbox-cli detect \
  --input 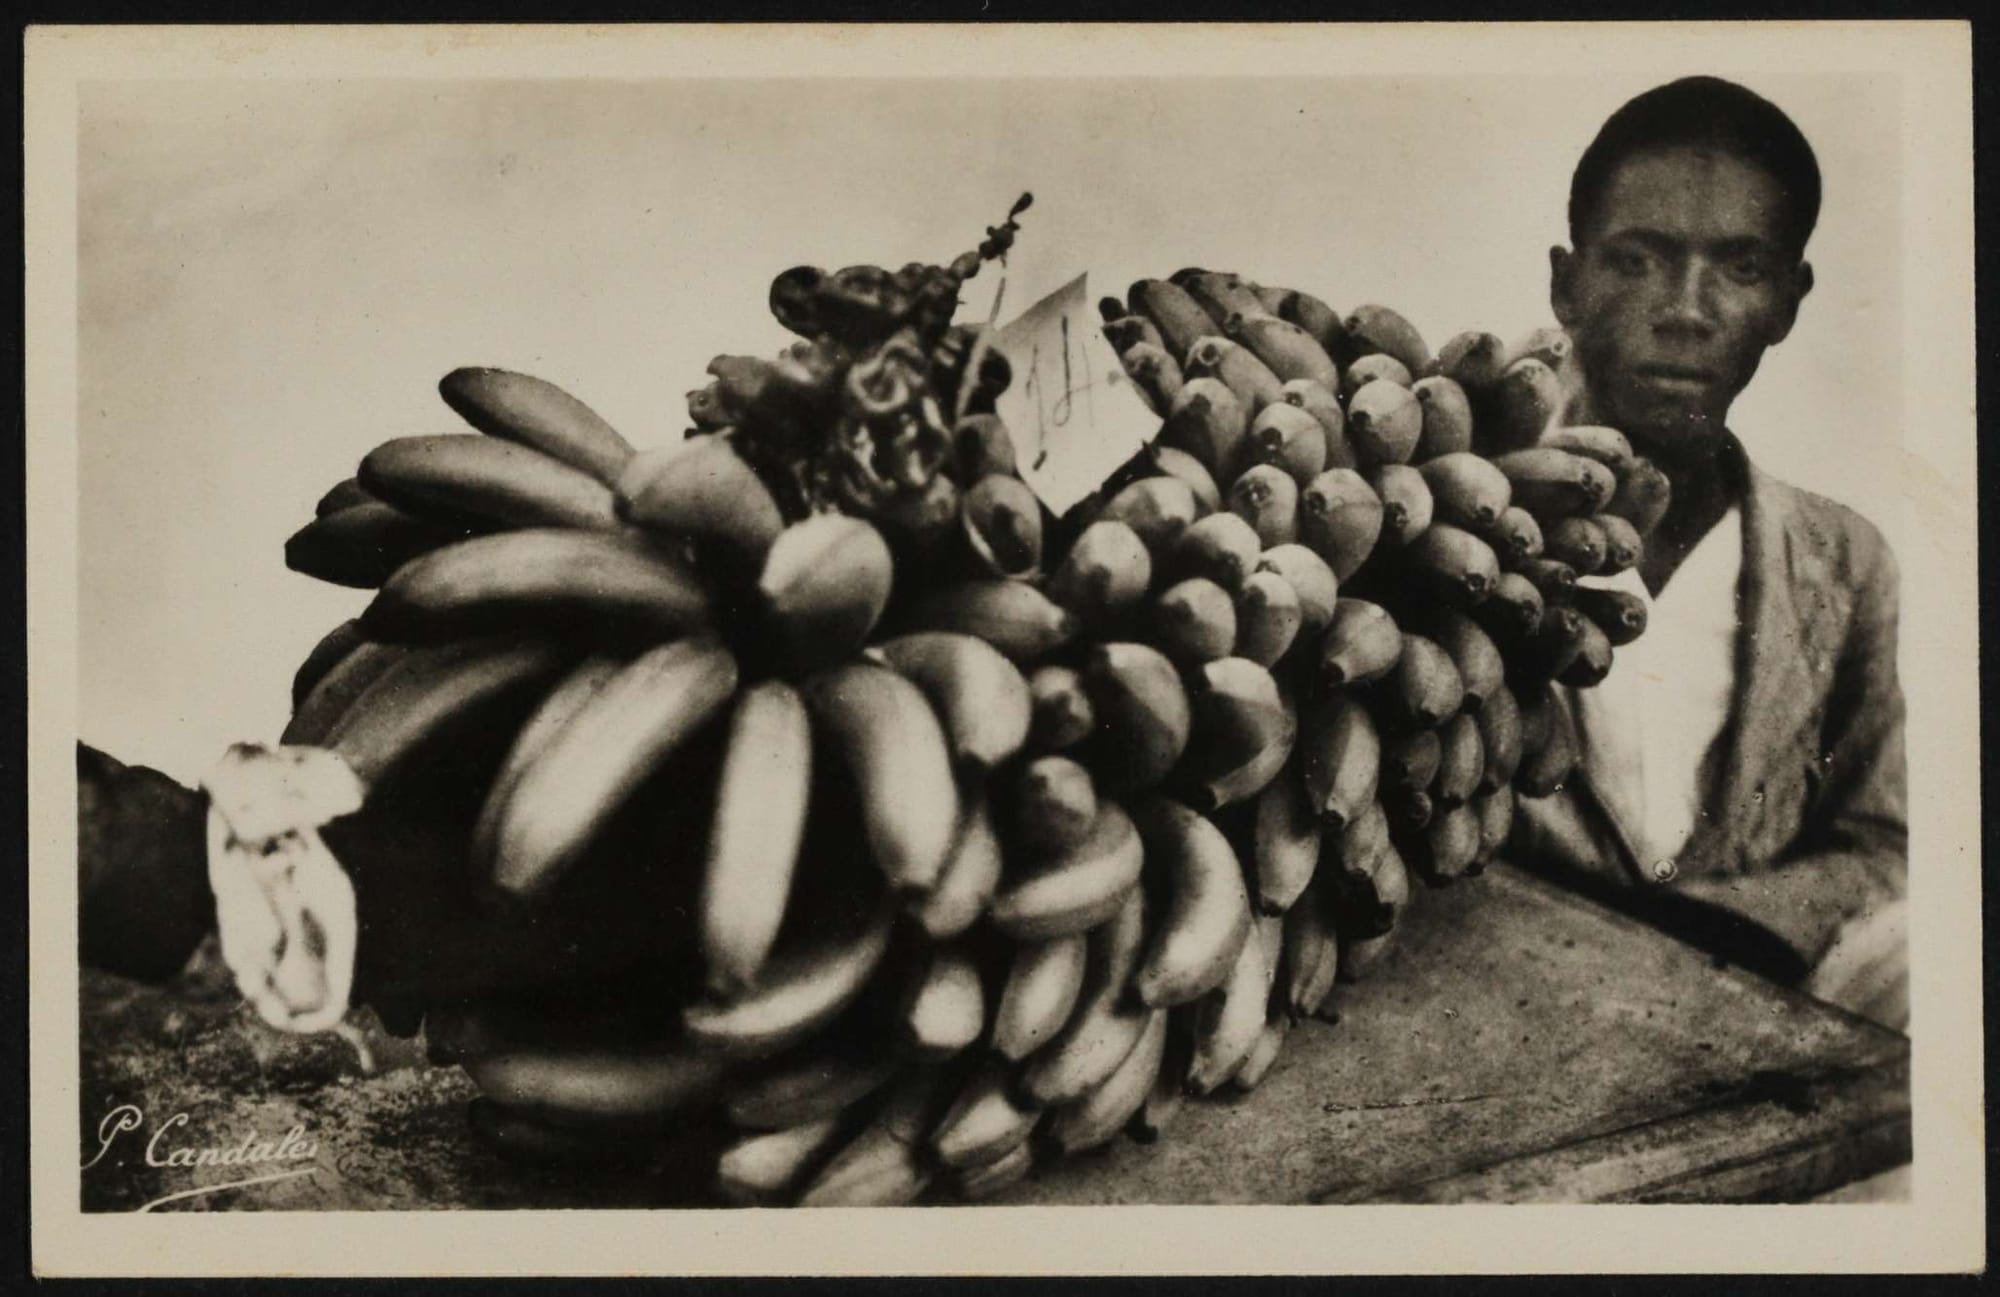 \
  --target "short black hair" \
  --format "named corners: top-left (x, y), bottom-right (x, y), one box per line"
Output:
top-left (1569, 76), bottom-right (1822, 259)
